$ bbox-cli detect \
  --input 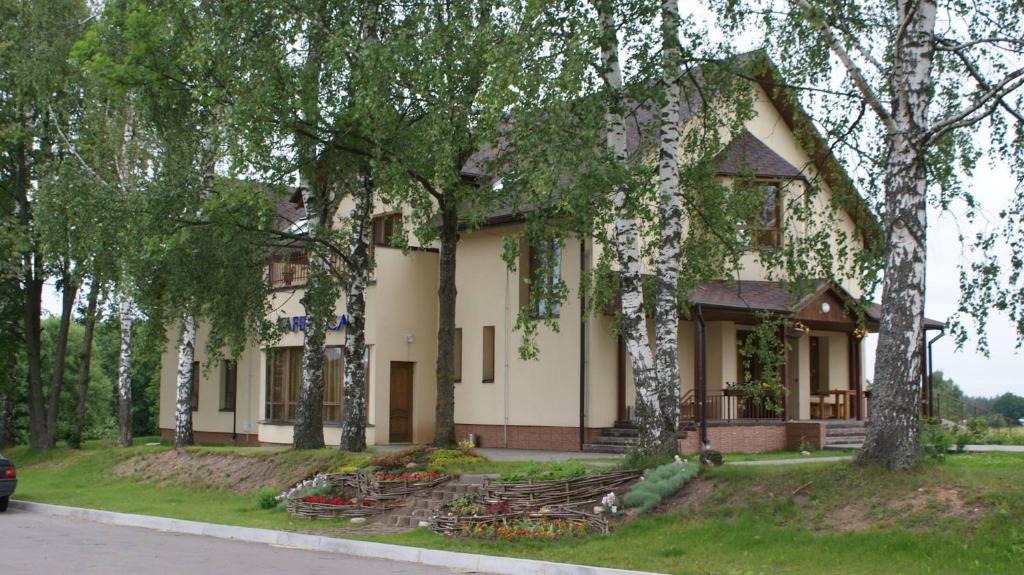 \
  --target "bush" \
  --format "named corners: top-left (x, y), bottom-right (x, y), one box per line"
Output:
top-left (619, 449), bottom-right (674, 472)
top-left (255, 488), bottom-right (279, 510)
top-left (622, 459), bottom-right (700, 514)
top-left (368, 446), bottom-right (433, 470)
top-left (497, 461), bottom-right (591, 482)
top-left (428, 449), bottom-right (485, 473)
top-left (921, 418), bottom-right (953, 461)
